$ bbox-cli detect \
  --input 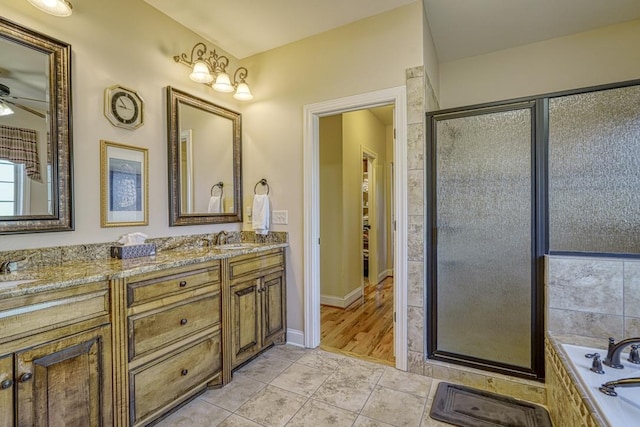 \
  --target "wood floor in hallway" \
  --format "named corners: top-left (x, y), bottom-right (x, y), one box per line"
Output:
top-left (320, 277), bottom-right (394, 365)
